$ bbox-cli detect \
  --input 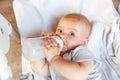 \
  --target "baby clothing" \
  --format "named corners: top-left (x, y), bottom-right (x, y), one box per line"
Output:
top-left (32, 45), bottom-right (120, 80)
top-left (32, 46), bottom-right (99, 80)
